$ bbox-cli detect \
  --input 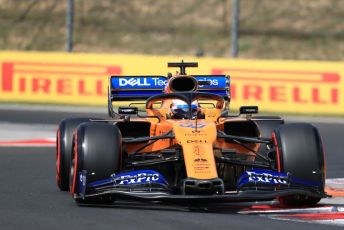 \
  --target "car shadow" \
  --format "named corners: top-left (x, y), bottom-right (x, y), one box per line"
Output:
top-left (76, 199), bottom-right (344, 216)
